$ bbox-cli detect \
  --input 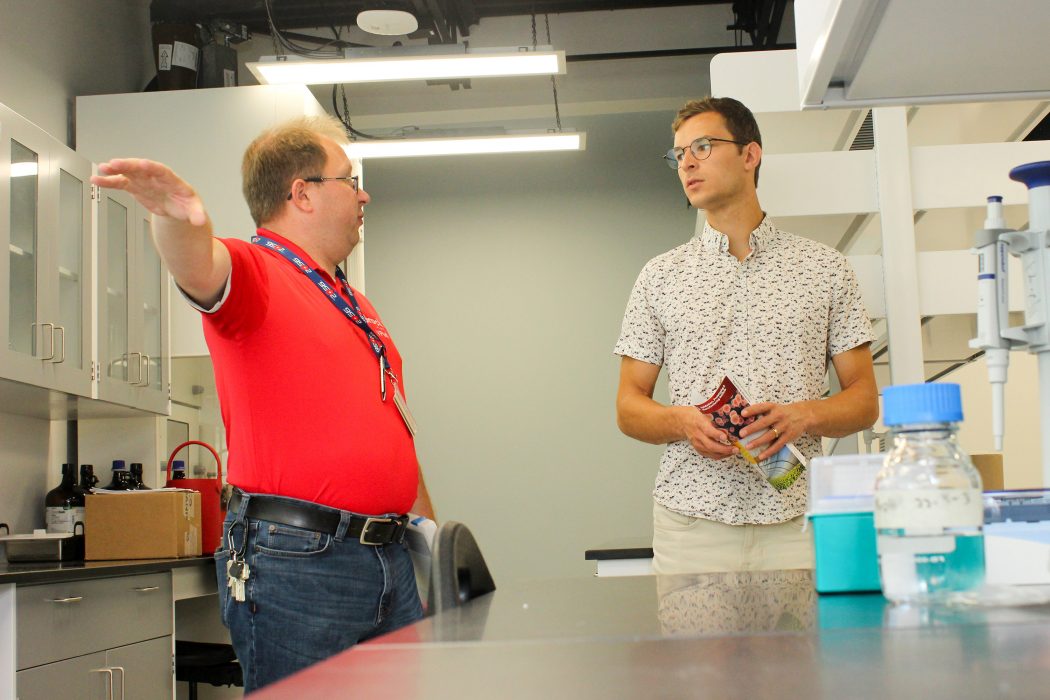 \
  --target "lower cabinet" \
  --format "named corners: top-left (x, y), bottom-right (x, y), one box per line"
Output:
top-left (16, 636), bottom-right (172, 700)
top-left (16, 650), bottom-right (109, 700)
top-left (15, 572), bottom-right (174, 700)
